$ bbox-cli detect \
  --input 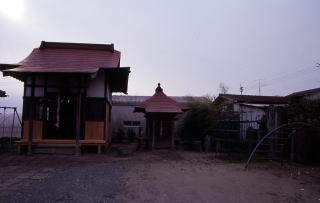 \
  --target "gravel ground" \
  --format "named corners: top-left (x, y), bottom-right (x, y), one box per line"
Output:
top-left (3, 162), bottom-right (126, 203)
top-left (1, 151), bottom-right (319, 203)
top-left (116, 151), bottom-right (320, 203)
